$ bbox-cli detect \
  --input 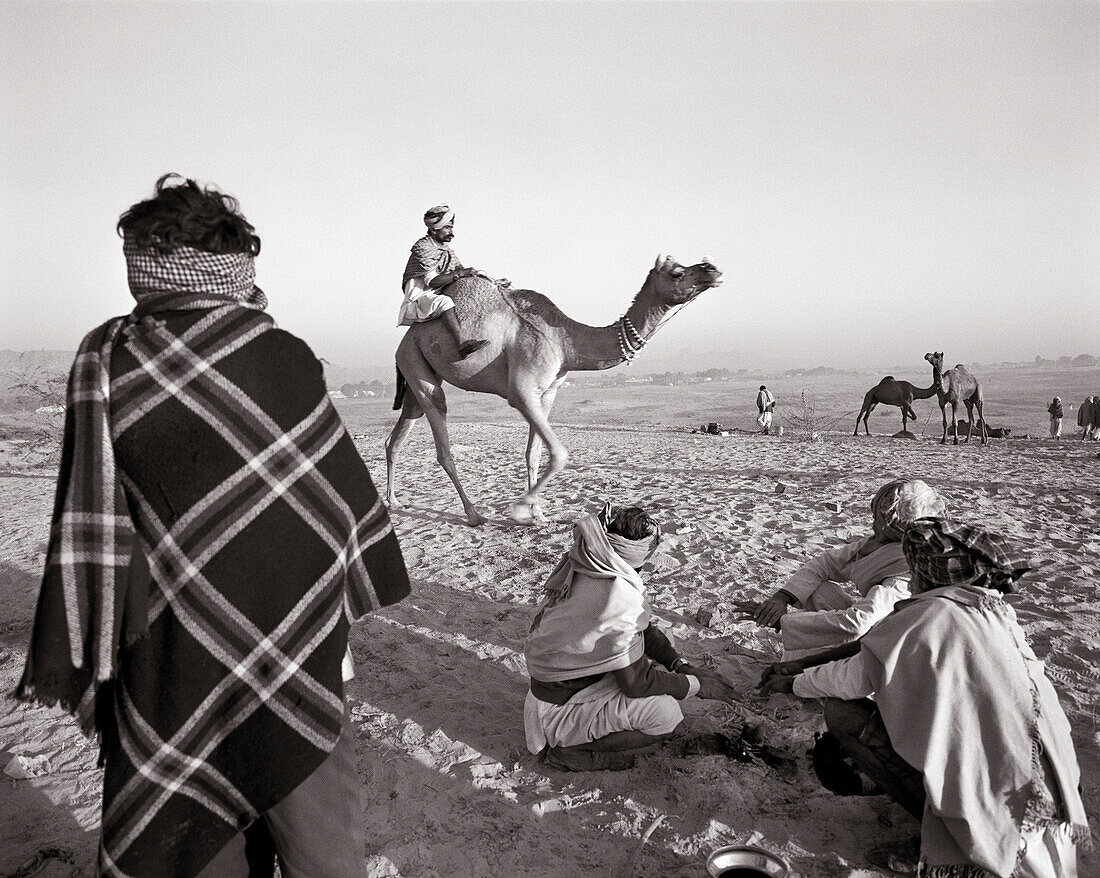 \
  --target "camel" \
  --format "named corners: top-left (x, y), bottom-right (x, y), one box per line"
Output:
top-left (385, 255), bottom-right (723, 525)
top-left (924, 351), bottom-right (987, 445)
top-left (853, 373), bottom-right (938, 435)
